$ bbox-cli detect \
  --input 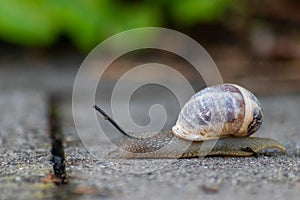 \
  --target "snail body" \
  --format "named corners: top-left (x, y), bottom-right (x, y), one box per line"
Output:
top-left (94, 83), bottom-right (285, 158)
top-left (118, 132), bottom-right (285, 158)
